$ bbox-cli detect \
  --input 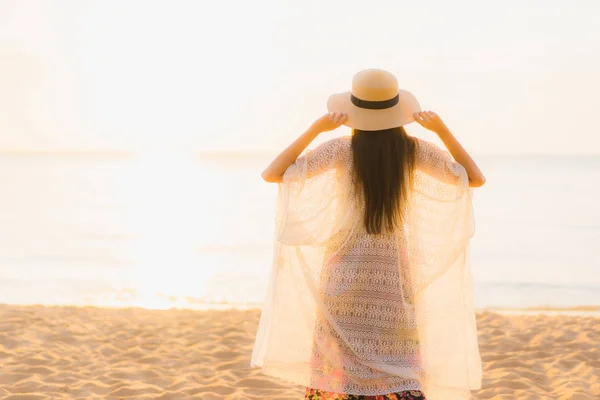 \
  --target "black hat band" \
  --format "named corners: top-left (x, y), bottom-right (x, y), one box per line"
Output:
top-left (350, 93), bottom-right (399, 110)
